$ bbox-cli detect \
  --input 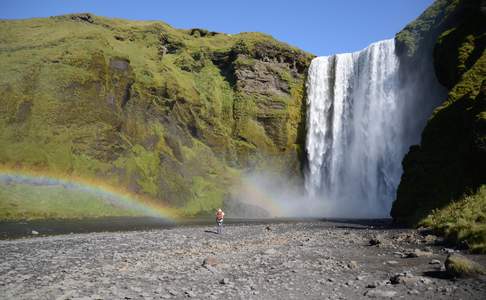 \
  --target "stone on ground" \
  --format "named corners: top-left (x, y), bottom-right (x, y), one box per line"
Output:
top-left (202, 256), bottom-right (219, 267)
top-left (445, 254), bottom-right (486, 278)
top-left (364, 289), bottom-right (397, 298)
